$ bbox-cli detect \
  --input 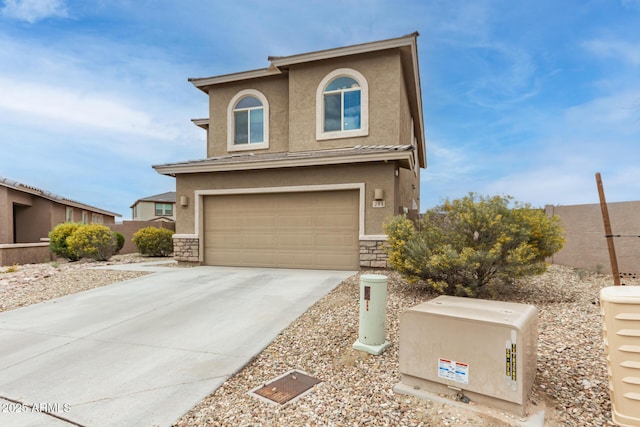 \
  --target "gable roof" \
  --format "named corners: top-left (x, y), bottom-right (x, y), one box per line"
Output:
top-left (0, 176), bottom-right (121, 217)
top-left (153, 145), bottom-right (415, 176)
top-left (187, 33), bottom-right (426, 168)
top-left (130, 191), bottom-right (176, 208)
